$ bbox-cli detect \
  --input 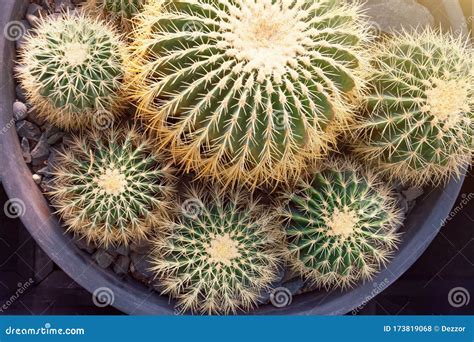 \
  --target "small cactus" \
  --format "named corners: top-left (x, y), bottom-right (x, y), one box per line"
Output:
top-left (150, 186), bottom-right (283, 314)
top-left (17, 12), bottom-right (127, 130)
top-left (282, 160), bottom-right (401, 289)
top-left (352, 28), bottom-right (473, 186)
top-left (128, 0), bottom-right (371, 188)
top-left (48, 126), bottom-right (175, 247)
top-left (83, 0), bottom-right (146, 31)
